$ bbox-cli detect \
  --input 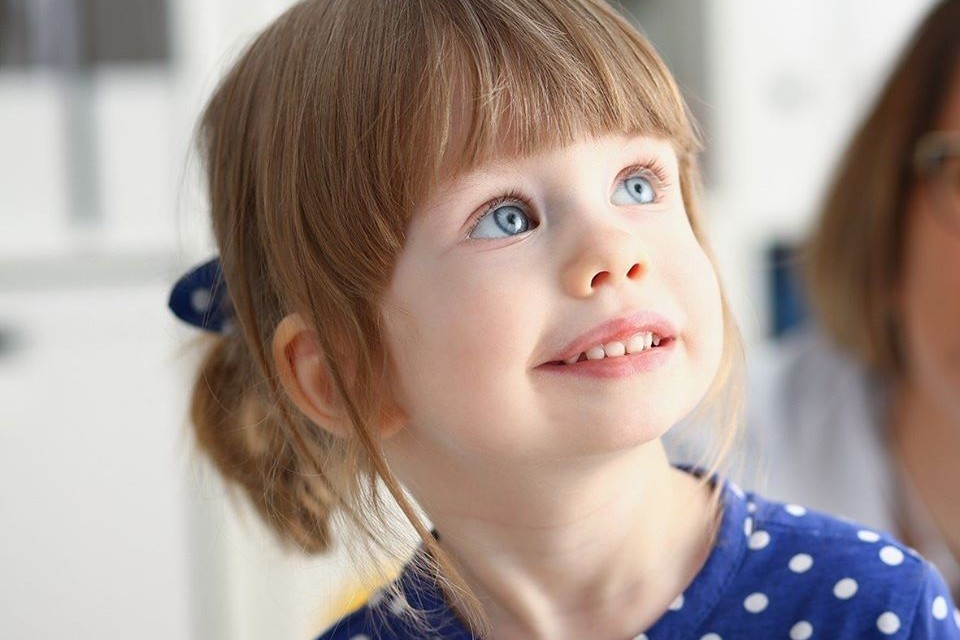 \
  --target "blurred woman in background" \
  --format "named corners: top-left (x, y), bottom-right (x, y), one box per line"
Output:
top-left (750, 0), bottom-right (960, 600)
